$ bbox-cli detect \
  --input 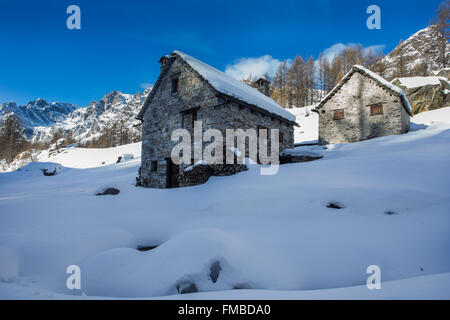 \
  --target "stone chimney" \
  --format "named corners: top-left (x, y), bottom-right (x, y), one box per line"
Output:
top-left (159, 55), bottom-right (172, 72)
top-left (255, 78), bottom-right (270, 97)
